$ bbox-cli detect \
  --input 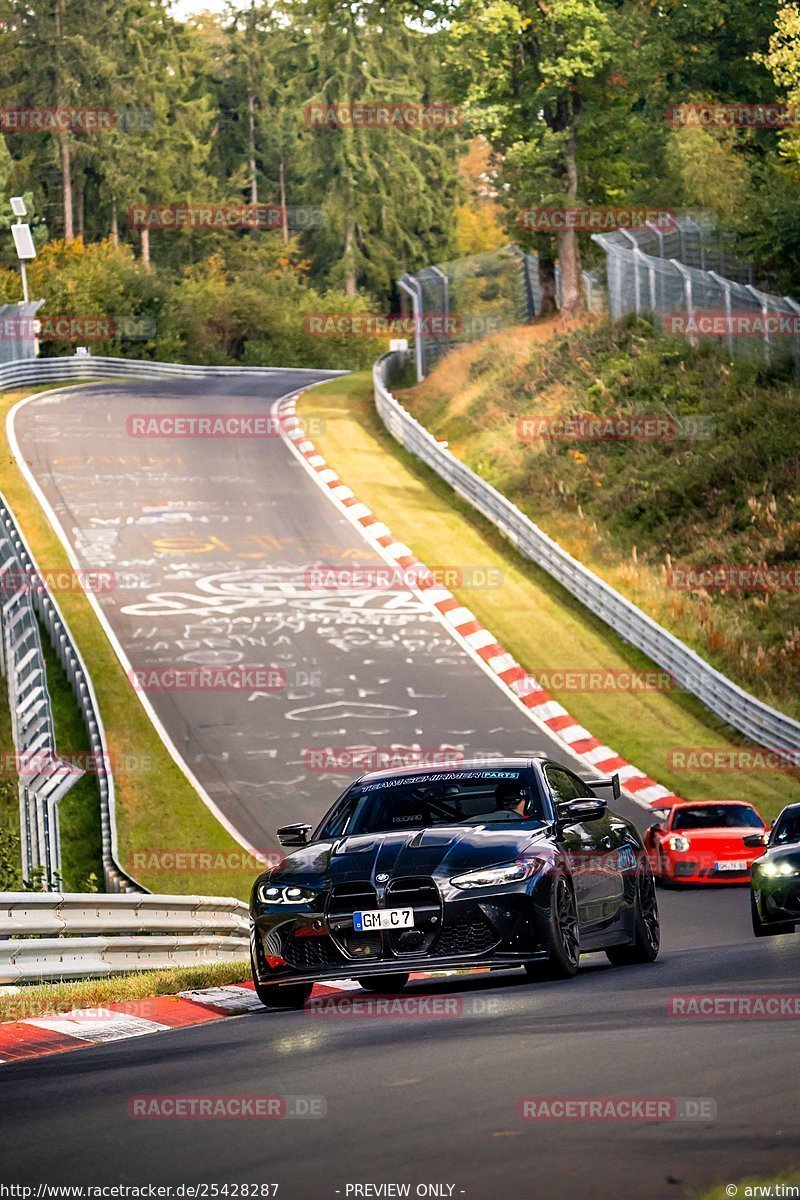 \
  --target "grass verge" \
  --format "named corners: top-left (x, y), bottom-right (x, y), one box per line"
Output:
top-left (0, 383), bottom-right (256, 898)
top-left (0, 960), bottom-right (249, 1024)
top-left (0, 670), bottom-right (22, 888)
top-left (298, 372), bottom-right (800, 822)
